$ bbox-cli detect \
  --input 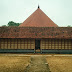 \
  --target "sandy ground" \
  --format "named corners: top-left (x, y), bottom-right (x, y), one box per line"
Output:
top-left (24, 56), bottom-right (50, 72)
top-left (0, 54), bottom-right (72, 72)
top-left (46, 56), bottom-right (72, 72)
top-left (0, 56), bottom-right (30, 72)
